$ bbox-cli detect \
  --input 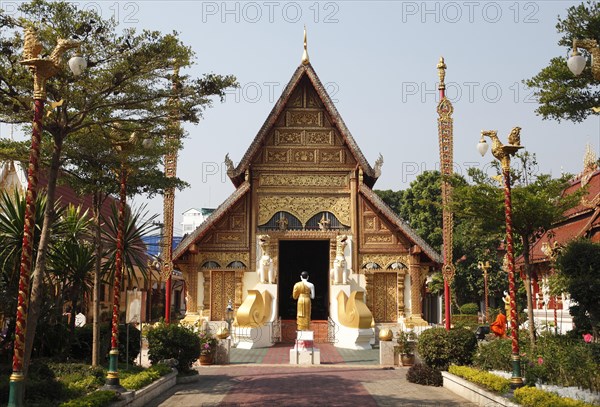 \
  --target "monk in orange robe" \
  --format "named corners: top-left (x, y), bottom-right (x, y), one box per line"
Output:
top-left (490, 312), bottom-right (507, 338)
